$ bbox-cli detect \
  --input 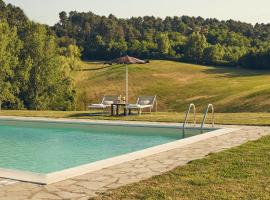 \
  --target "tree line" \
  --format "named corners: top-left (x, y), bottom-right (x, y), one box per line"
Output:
top-left (0, 1), bottom-right (80, 110)
top-left (54, 11), bottom-right (270, 69)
